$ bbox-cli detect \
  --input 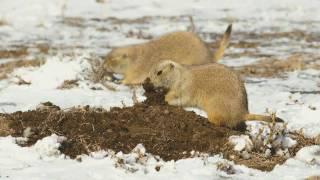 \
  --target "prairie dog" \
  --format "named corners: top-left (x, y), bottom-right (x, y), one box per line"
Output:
top-left (103, 24), bottom-right (232, 85)
top-left (148, 60), bottom-right (283, 128)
